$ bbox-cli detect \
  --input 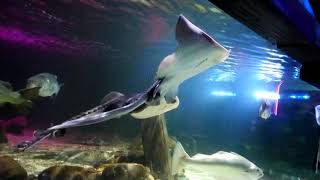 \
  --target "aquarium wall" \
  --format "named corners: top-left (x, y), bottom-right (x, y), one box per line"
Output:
top-left (0, 0), bottom-right (319, 179)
